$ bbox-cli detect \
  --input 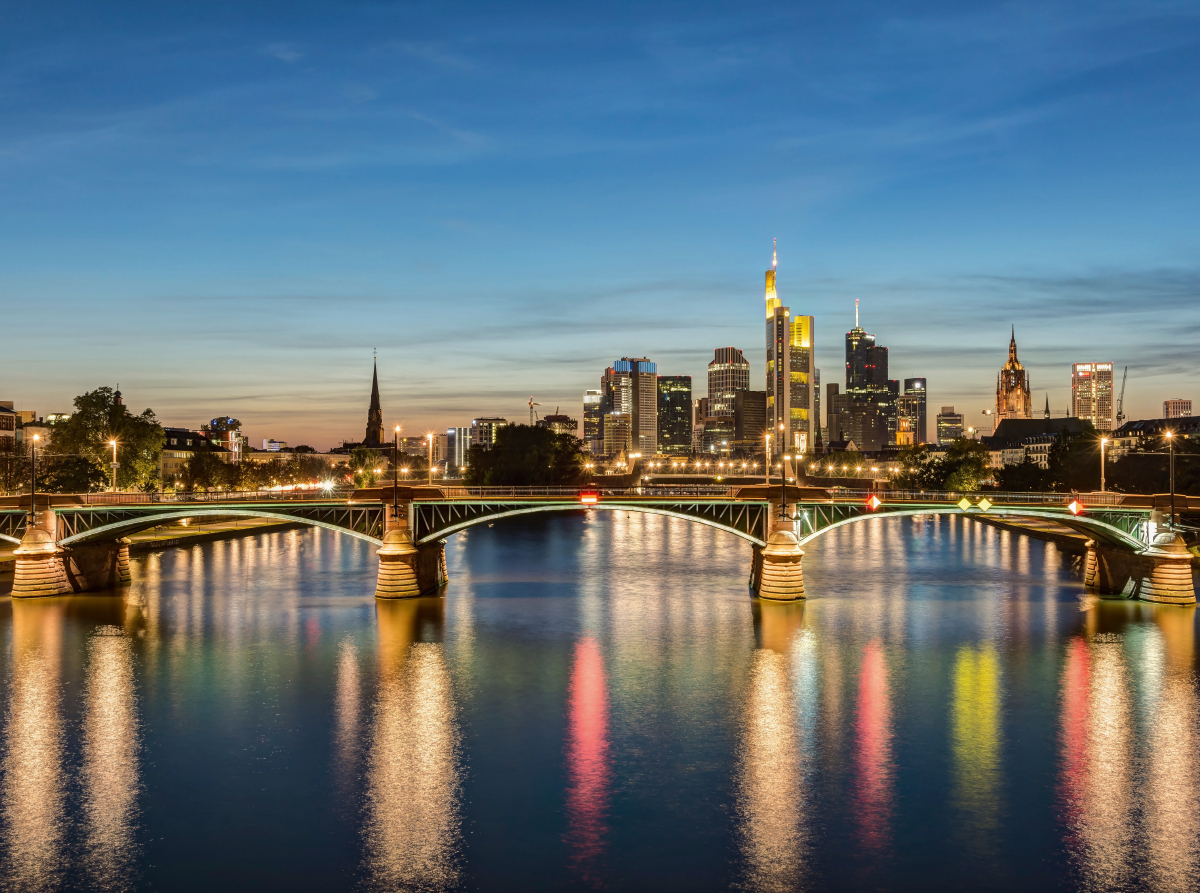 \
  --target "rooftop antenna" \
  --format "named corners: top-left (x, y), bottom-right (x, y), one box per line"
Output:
top-left (772, 238), bottom-right (777, 271)
top-left (855, 299), bottom-right (859, 328)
